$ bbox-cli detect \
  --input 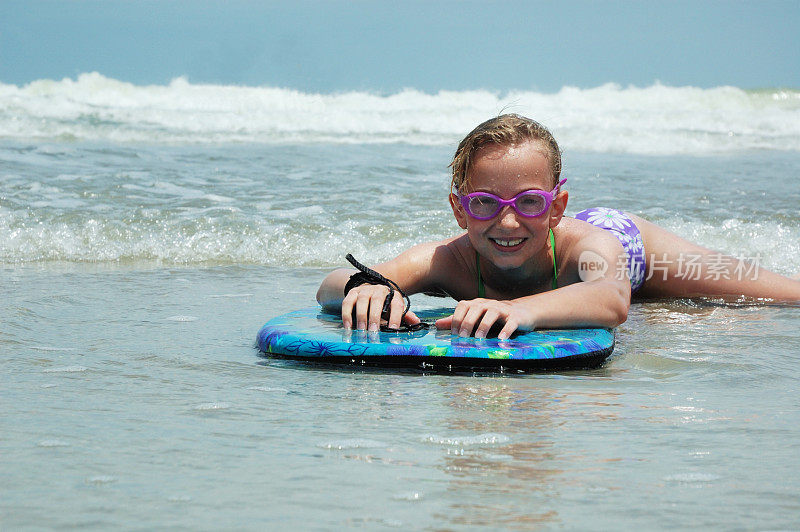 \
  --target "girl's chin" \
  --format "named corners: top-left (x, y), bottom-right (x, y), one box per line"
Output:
top-left (491, 258), bottom-right (530, 271)
top-left (483, 250), bottom-right (532, 270)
